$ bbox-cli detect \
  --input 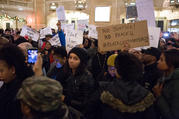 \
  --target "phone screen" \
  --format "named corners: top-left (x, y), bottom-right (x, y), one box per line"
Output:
top-left (27, 49), bottom-right (38, 64)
